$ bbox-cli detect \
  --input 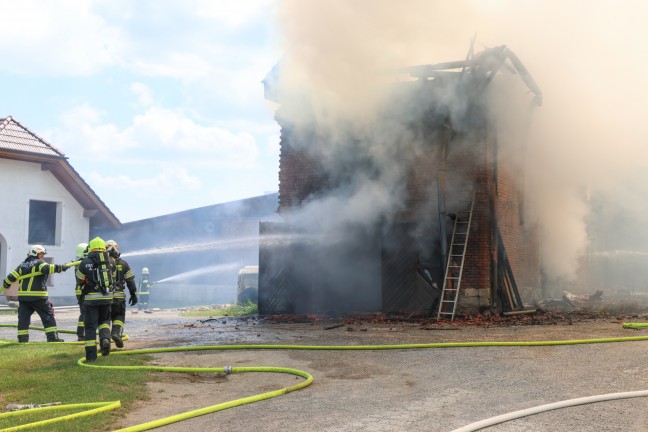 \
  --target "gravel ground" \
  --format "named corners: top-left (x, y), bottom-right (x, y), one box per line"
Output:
top-left (3, 307), bottom-right (648, 431)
